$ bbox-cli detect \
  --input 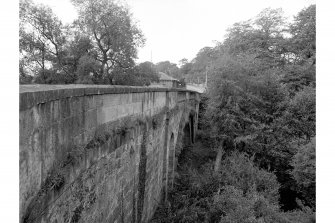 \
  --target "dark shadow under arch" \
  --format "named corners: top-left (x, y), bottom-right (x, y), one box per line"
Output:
top-left (189, 114), bottom-right (195, 144)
